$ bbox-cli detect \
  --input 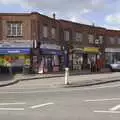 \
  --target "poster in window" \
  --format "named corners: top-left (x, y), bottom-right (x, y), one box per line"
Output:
top-left (10, 55), bottom-right (24, 67)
